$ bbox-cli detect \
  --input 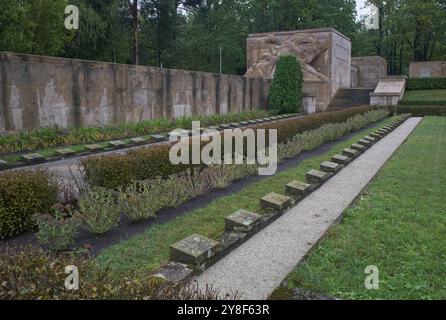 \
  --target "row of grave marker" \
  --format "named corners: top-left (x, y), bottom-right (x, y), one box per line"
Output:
top-left (0, 113), bottom-right (301, 170)
top-left (166, 114), bottom-right (411, 281)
